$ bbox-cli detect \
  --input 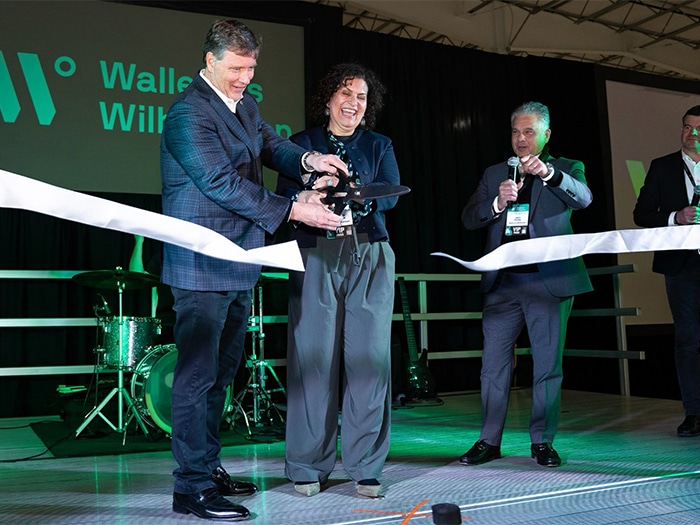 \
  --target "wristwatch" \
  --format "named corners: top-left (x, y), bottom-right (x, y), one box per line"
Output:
top-left (544, 162), bottom-right (555, 179)
top-left (301, 151), bottom-right (321, 172)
